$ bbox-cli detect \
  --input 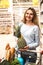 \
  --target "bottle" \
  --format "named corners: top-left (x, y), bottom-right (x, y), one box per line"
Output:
top-left (25, 60), bottom-right (29, 65)
top-left (25, 57), bottom-right (30, 65)
top-left (17, 52), bottom-right (24, 65)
